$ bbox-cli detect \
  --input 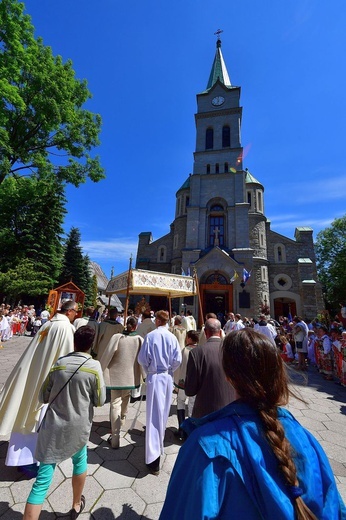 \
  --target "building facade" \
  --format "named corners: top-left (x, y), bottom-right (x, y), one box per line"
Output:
top-left (136, 38), bottom-right (324, 323)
